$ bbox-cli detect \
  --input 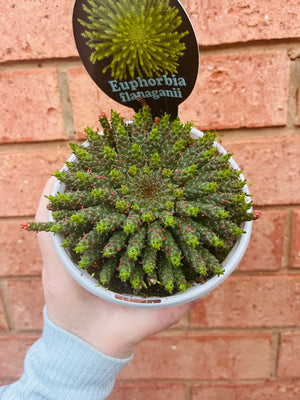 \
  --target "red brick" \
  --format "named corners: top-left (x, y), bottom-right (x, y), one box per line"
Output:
top-left (67, 53), bottom-right (290, 133)
top-left (67, 67), bottom-right (132, 139)
top-left (119, 332), bottom-right (272, 380)
top-left (278, 332), bottom-right (300, 378)
top-left (239, 210), bottom-right (286, 271)
top-left (192, 381), bottom-right (300, 400)
top-left (291, 209), bottom-right (300, 268)
top-left (0, 298), bottom-right (8, 331)
top-left (0, 69), bottom-right (65, 143)
top-left (222, 137), bottom-right (300, 206)
top-left (0, 334), bottom-right (39, 378)
top-left (0, 148), bottom-right (70, 217)
top-left (109, 383), bottom-right (186, 400)
top-left (190, 275), bottom-right (300, 329)
top-left (6, 280), bottom-right (44, 330)
top-left (297, 86), bottom-right (300, 126)
top-left (184, 0), bottom-right (300, 46)
top-left (179, 52), bottom-right (289, 130)
top-left (0, 220), bottom-right (42, 276)
top-left (0, 0), bottom-right (76, 62)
